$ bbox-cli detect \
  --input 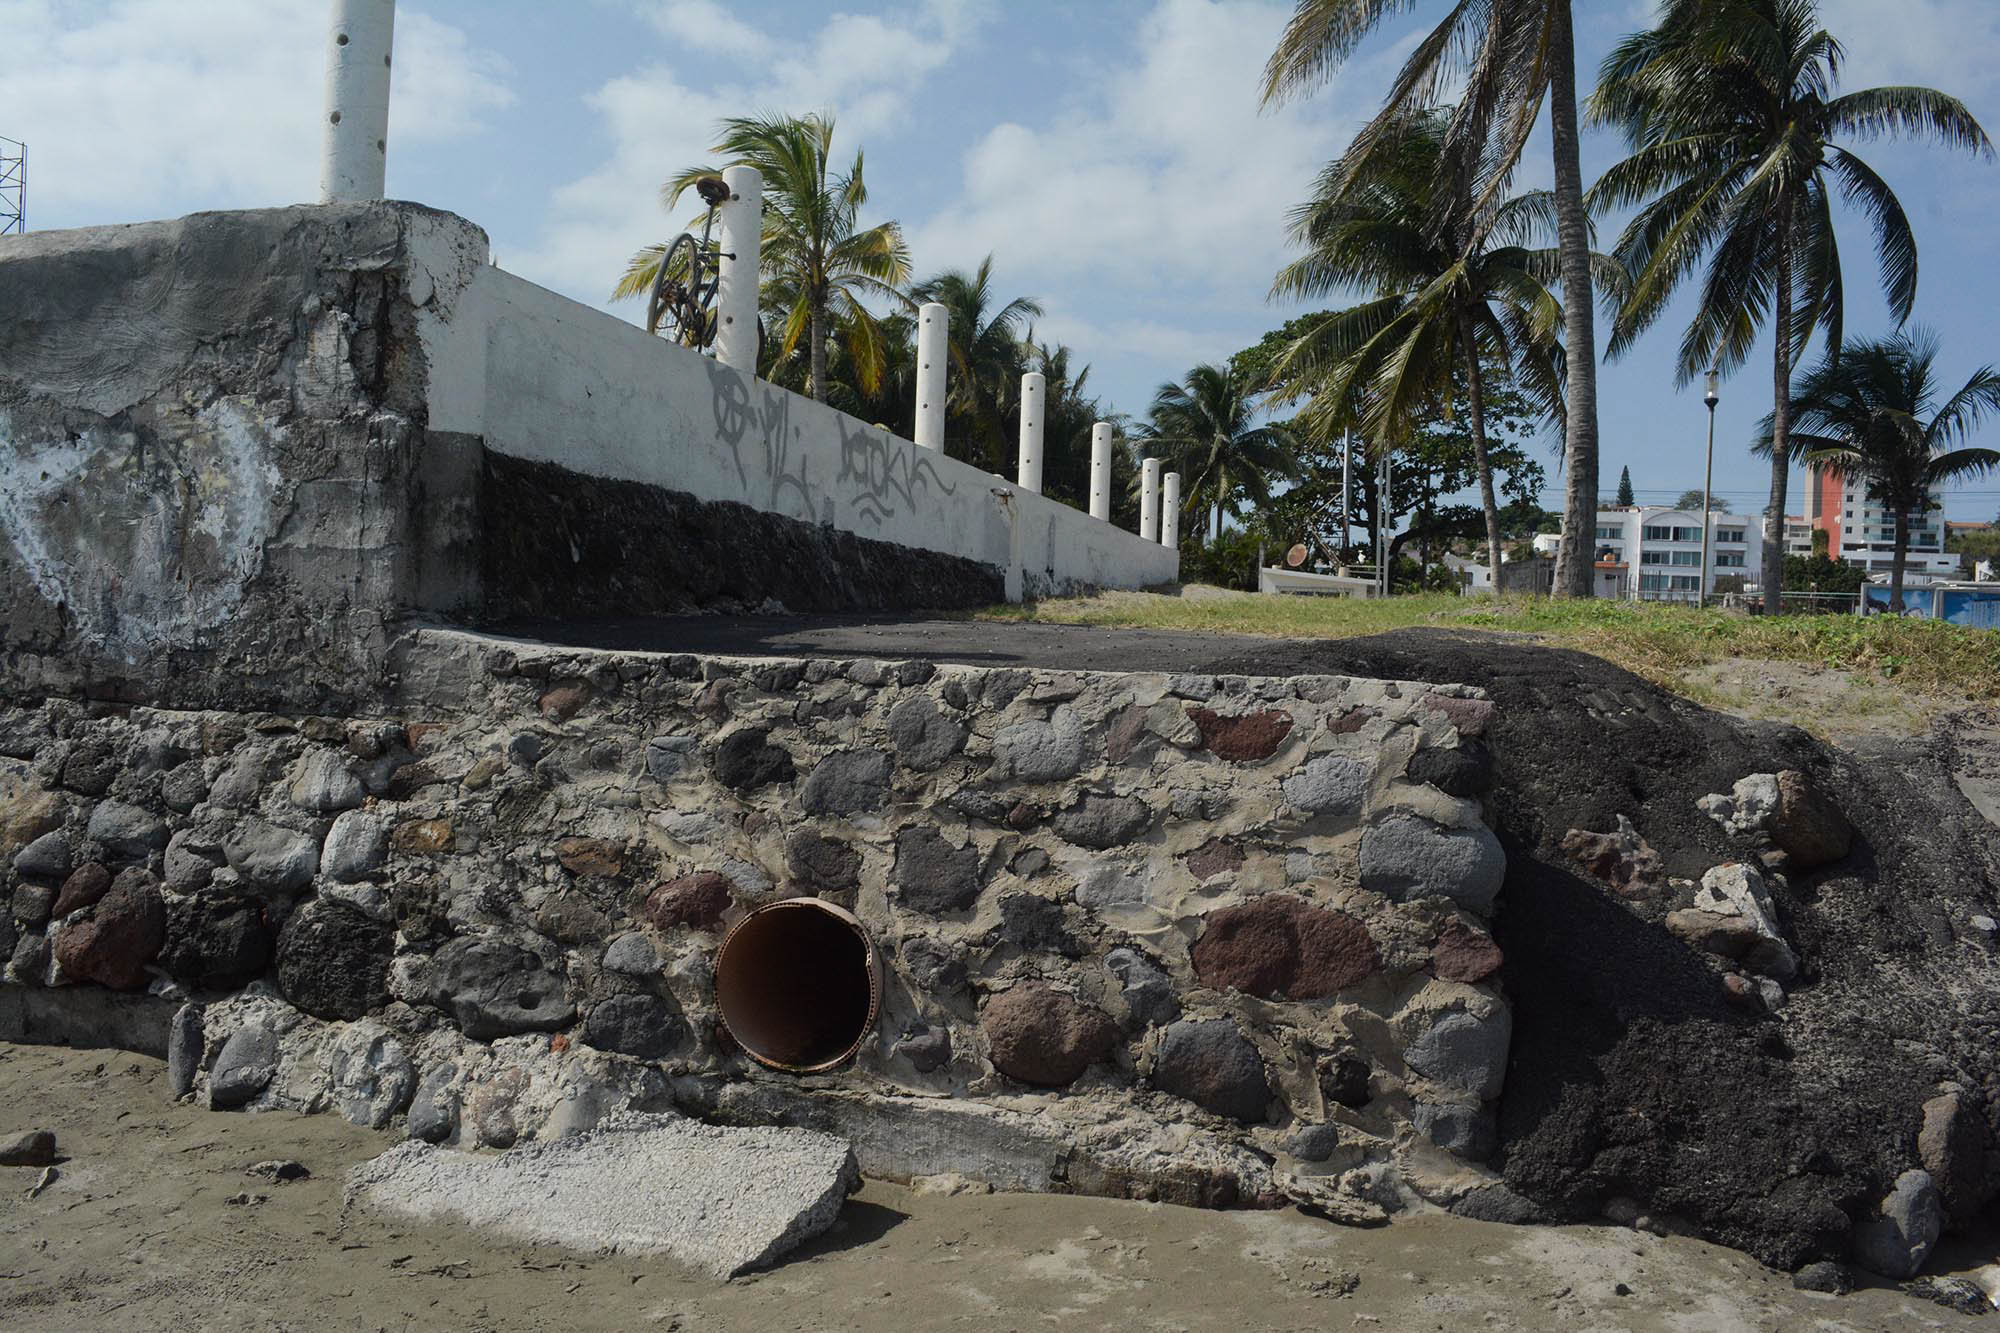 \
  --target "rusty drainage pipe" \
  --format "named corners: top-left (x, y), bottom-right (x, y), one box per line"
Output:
top-left (714, 898), bottom-right (882, 1073)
